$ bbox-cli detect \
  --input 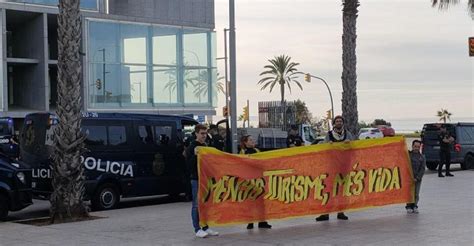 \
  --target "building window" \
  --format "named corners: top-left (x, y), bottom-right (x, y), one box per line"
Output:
top-left (87, 20), bottom-right (216, 109)
top-left (5, 0), bottom-right (98, 10)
